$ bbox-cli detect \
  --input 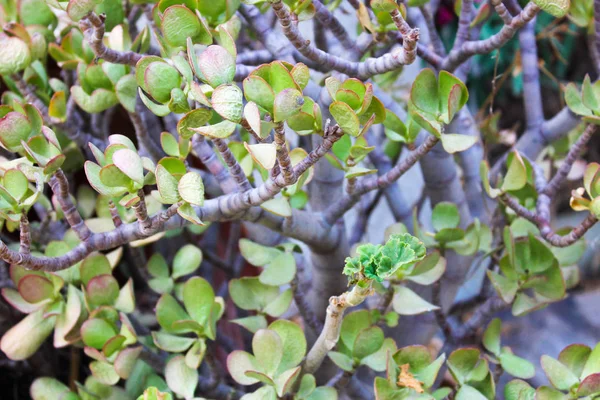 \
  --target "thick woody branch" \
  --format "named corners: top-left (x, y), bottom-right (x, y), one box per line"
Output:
top-left (80, 12), bottom-right (143, 66)
top-left (49, 169), bottom-right (92, 242)
top-left (453, 0), bottom-right (474, 49)
top-left (303, 283), bottom-right (372, 374)
top-left (453, 296), bottom-right (507, 339)
top-left (312, 0), bottom-right (359, 55)
top-left (274, 122), bottom-right (295, 185)
top-left (323, 135), bottom-right (439, 225)
top-left (270, 1), bottom-right (419, 79)
top-left (3, 127), bottom-right (344, 272)
top-left (236, 49), bottom-right (274, 65)
top-left (442, 2), bottom-right (540, 71)
top-left (519, 19), bottom-right (544, 131)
